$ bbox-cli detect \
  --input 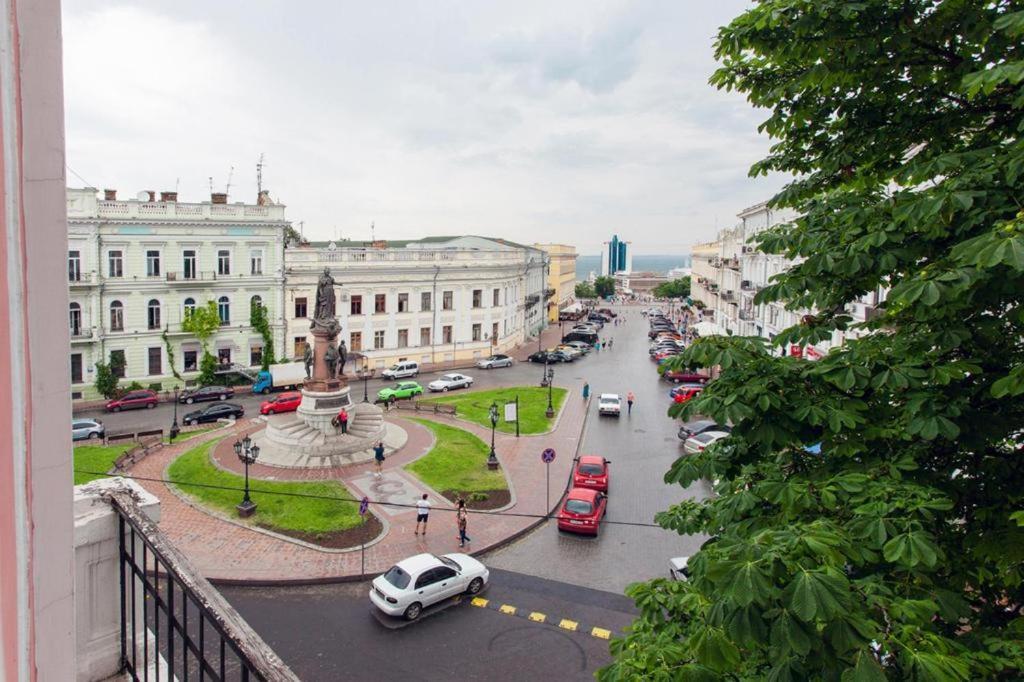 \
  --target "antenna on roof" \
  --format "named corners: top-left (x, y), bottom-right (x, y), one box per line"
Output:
top-left (298, 221), bottom-right (304, 240)
top-left (225, 165), bottom-right (235, 198)
top-left (371, 222), bottom-right (375, 242)
top-left (256, 153), bottom-right (265, 194)
top-left (175, 177), bottom-right (180, 193)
